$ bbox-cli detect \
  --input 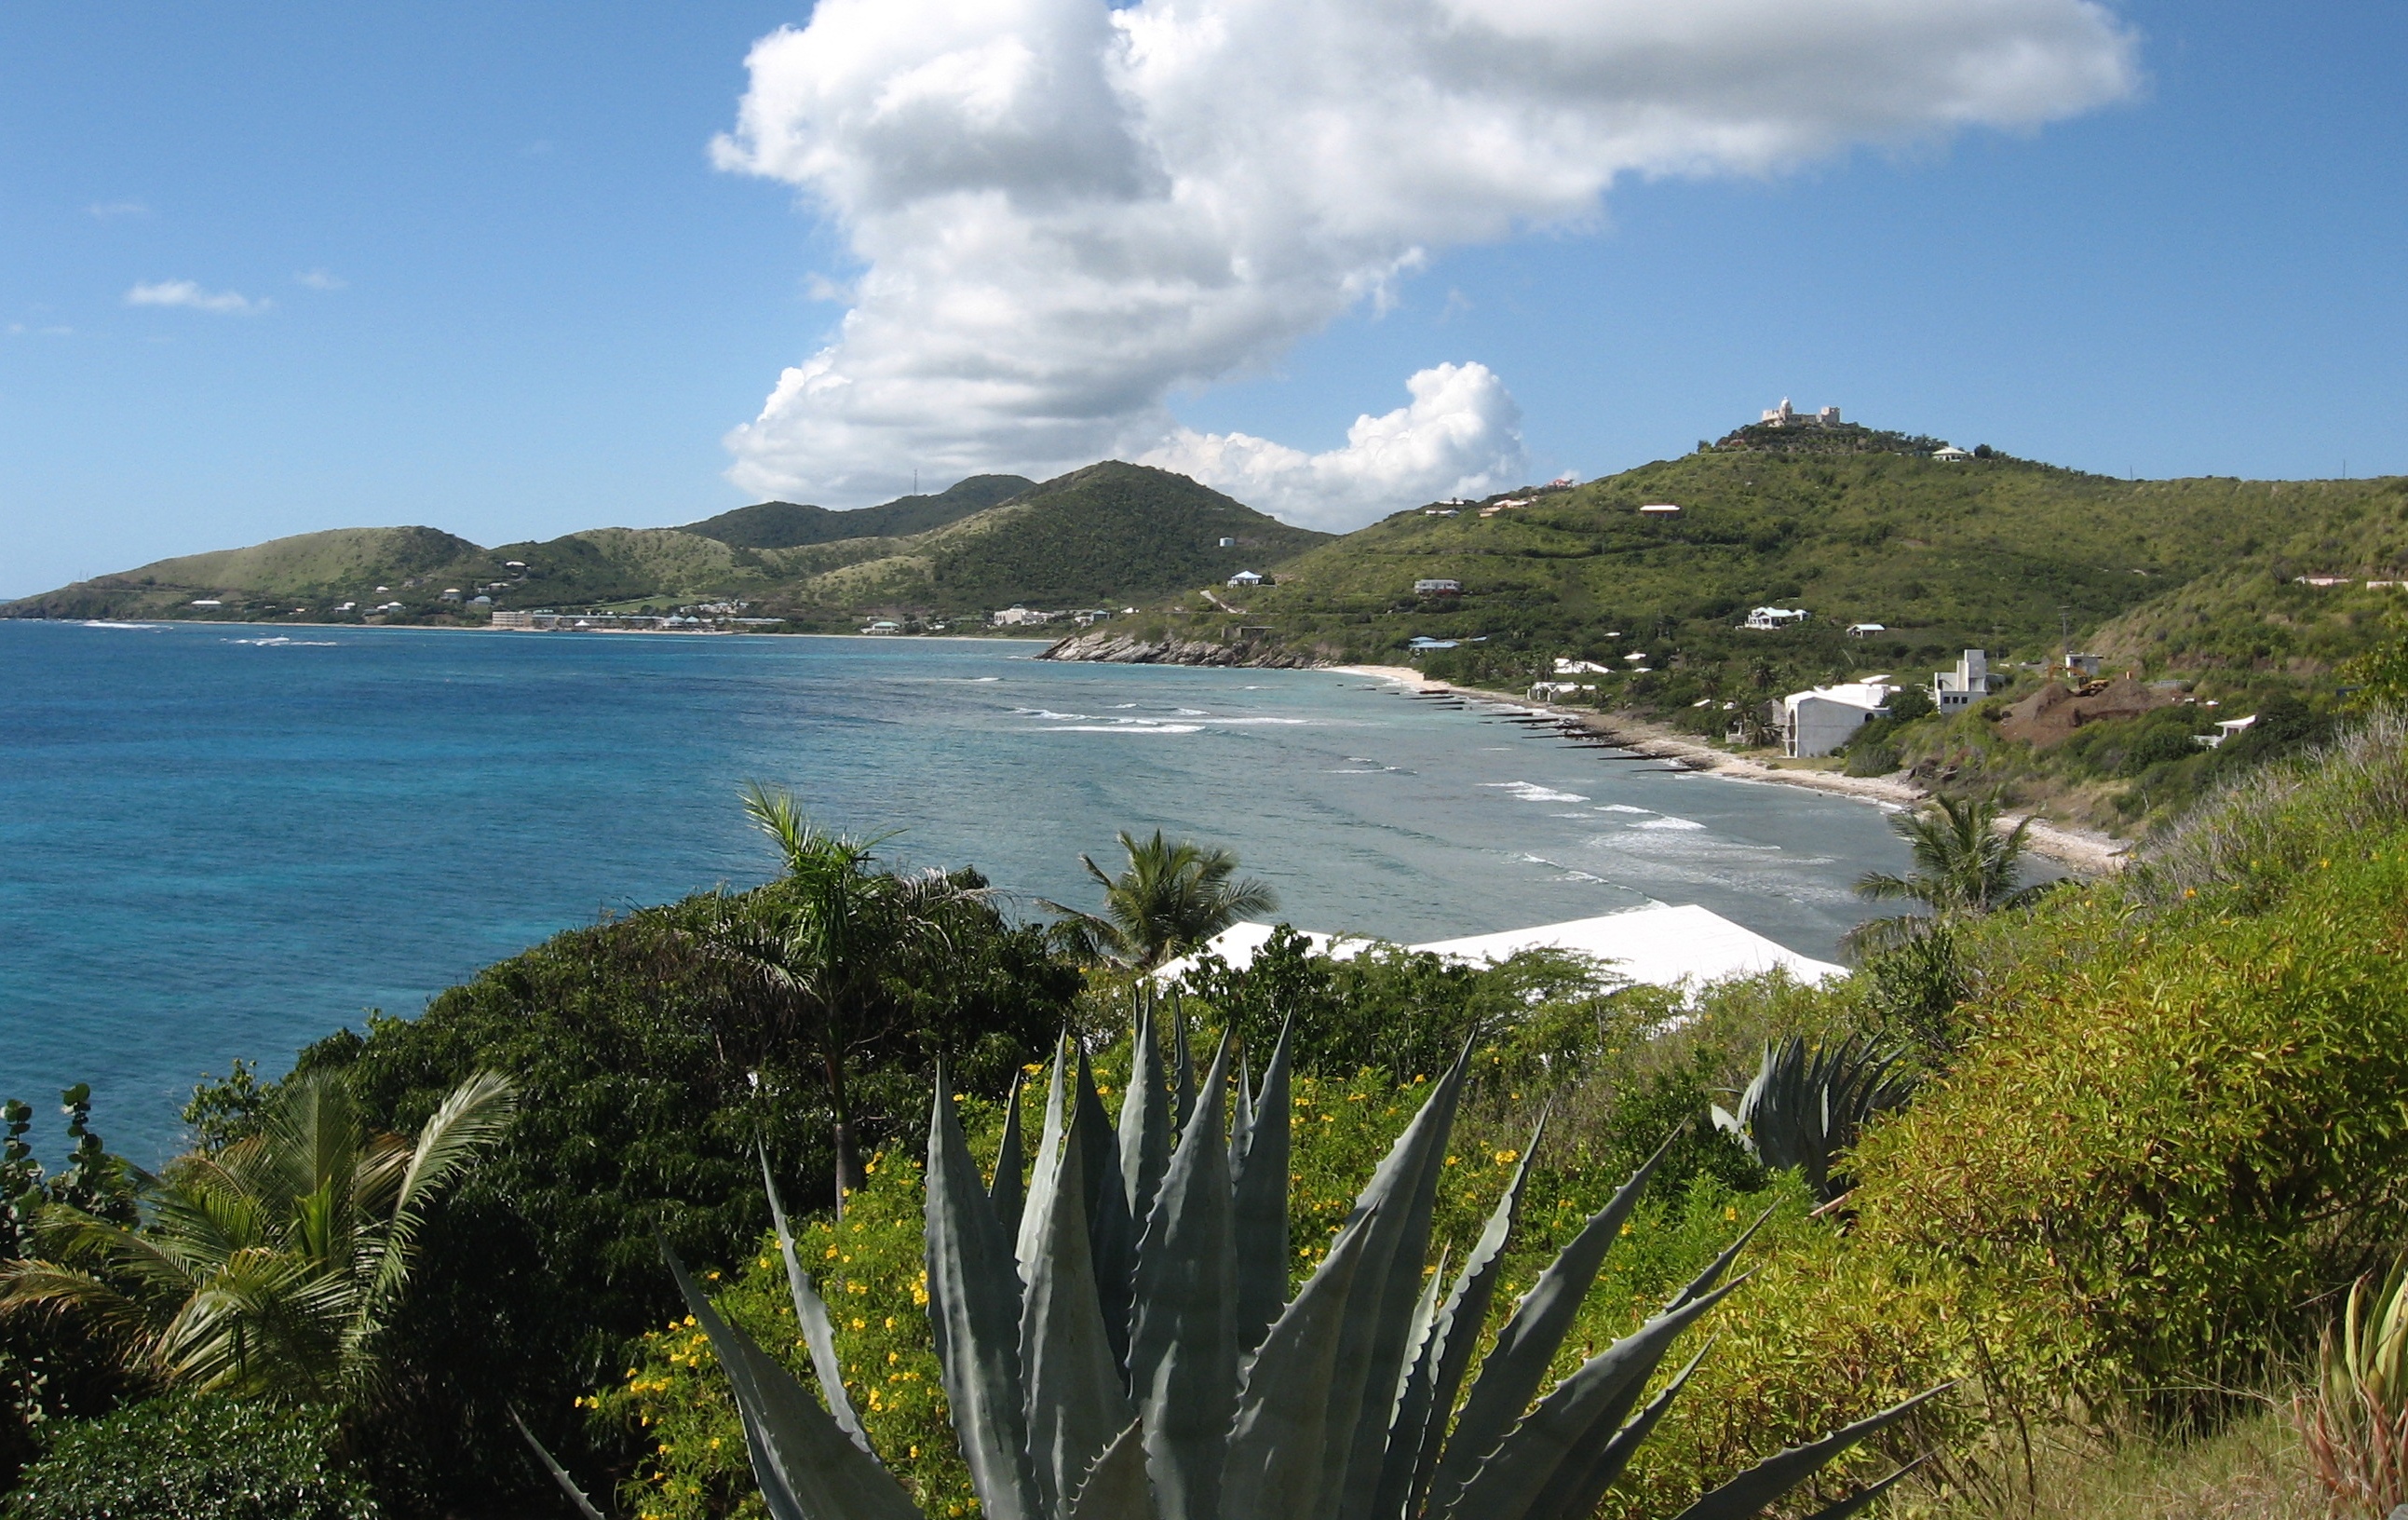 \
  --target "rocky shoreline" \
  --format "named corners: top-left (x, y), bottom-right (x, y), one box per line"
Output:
top-left (1035, 630), bottom-right (1319, 667)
